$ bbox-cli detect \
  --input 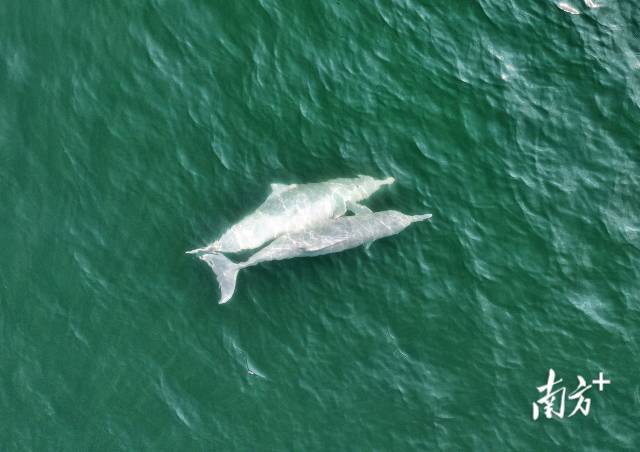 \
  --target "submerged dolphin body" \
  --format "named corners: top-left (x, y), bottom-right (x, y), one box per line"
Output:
top-left (187, 175), bottom-right (395, 255)
top-left (199, 209), bottom-right (432, 304)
